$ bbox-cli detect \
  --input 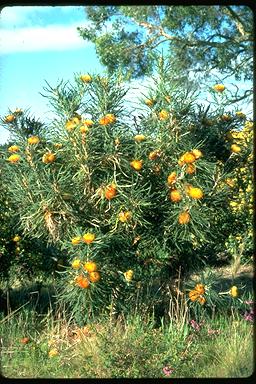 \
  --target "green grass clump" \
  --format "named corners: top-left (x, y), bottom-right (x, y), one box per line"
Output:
top-left (0, 305), bottom-right (253, 379)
